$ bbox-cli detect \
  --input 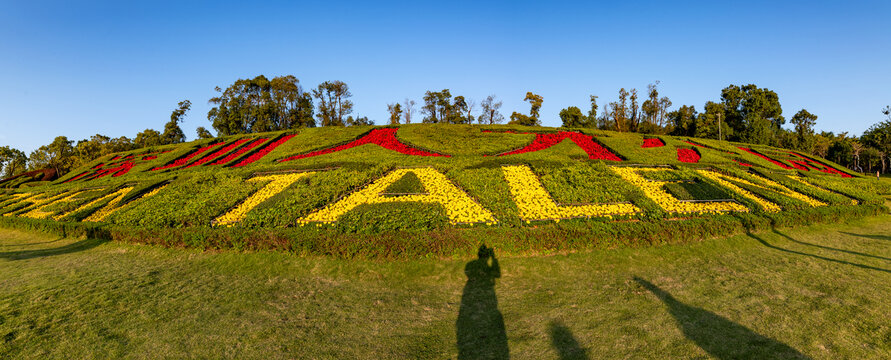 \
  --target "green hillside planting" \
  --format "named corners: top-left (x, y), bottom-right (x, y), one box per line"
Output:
top-left (0, 124), bottom-right (887, 257)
